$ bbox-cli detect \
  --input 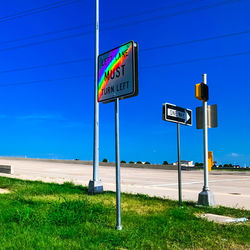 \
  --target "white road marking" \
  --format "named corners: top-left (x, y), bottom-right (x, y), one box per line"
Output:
top-left (150, 177), bottom-right (250, 187)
